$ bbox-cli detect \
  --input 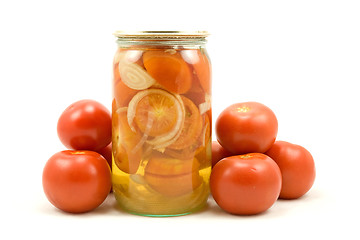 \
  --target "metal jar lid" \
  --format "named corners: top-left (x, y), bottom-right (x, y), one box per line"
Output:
top-left (113, 31), bottom-right (209, 39)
